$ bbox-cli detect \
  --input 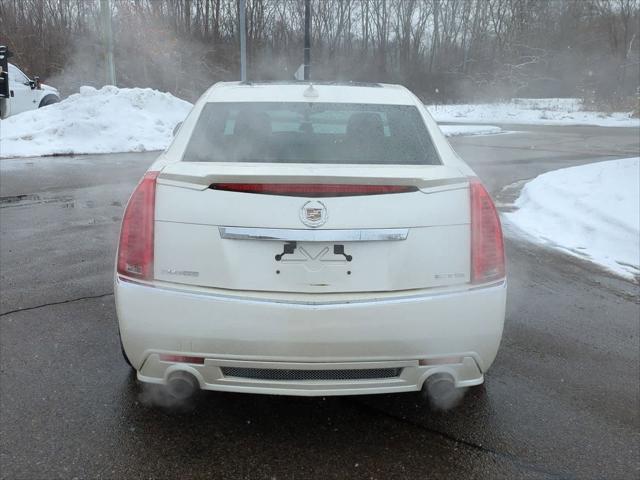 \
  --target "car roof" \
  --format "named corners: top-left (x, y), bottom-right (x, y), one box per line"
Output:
top-left (204, 81), bottom-right (417, 105)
